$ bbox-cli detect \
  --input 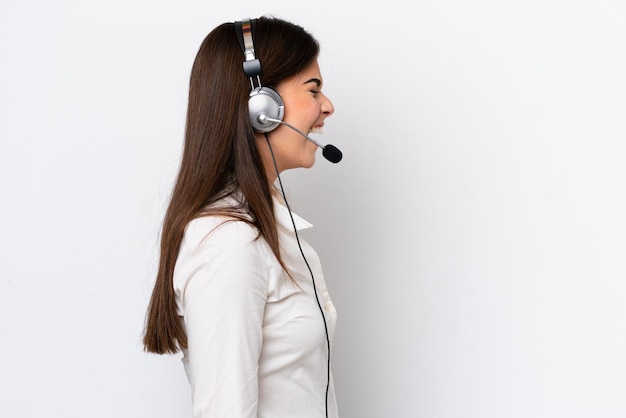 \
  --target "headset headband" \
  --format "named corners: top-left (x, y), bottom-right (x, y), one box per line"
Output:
top-left (234, 18), bottom-right (262, 87)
